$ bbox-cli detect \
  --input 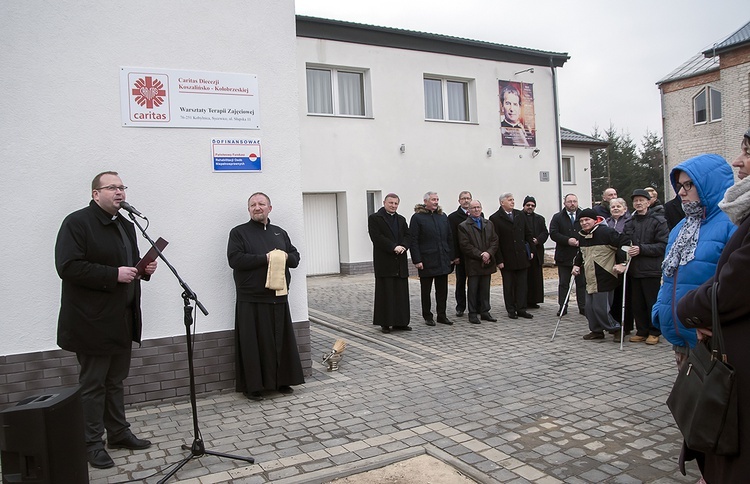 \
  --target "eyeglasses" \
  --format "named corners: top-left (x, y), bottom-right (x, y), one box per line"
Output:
top-left (96, 185), bottom-right (128, 192)
top-left (675, 181), bottom-right (694, 193)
